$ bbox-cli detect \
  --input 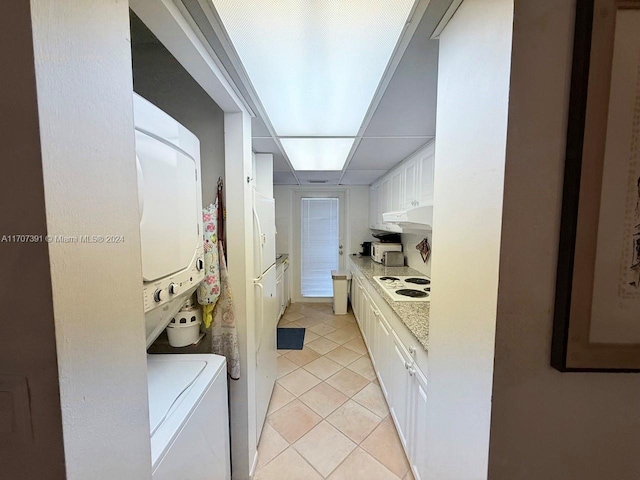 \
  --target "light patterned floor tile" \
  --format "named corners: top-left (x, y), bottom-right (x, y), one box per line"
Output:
top-left (339, 324), bottom-right (361, 337)
top-left (267, 384), bottom-right (296, 415)
top-left (303, 331), bottom-right (320, 345)
top-left (325, 368), bottom-right (370, 397)
top-left (352, 383), bottom-right (389, 418)
top-left (324, 346), bottom-right (362, 367)
top-left (308, 322), bottom-right (337, 336)
top-left (294, 421), bottom-right (356, 477)
top-left (326, 400), bottom-right (382, 444)
top-left (322, 317), bottom-right (355, 330)
top-left (361, 418), bottom-right (410, 478)
top-left (284, 348), bottom-right (322, 367)
top-left (306, 337), bottom-right (340, 355)
top-left (346, 355), bottom-right (377, 381)
top-left (295, 316), bottom-right (328, 328)
top-left (324, 327), bottom-right (360, 345)
top-left (303, 357), bottom-right (343, 380)
top-left (257, 423), bottom-right (289, 469)
top-left (299, 383), bottom-right (349, 417)
top-left (343, 337), bottom-right (368, 355)
top-left (258, 303), bottom-right (409, 480)
top-left (281, 312), bottom-right (304, 323)
top-left (277, 356), bottom-right (298, 379)
top-left (255, 447), bottom-right (323, 480)
top-left (267, 400), bottom-right (322, 443)
top-left (278, 368), bottom-right (321, 396)
top-left (327, 447), bottom-right (400, 480)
